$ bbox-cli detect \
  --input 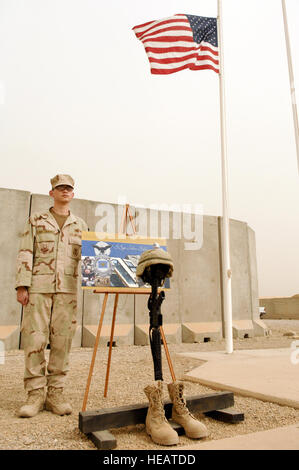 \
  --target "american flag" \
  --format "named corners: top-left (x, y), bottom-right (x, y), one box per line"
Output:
top-left (133, 14), bottom-right (219, 75)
